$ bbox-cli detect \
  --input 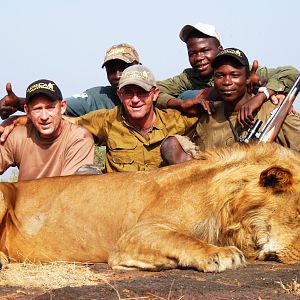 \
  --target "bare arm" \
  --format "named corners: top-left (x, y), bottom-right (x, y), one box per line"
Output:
top-left (166, 88), bottom-right (217, 116)
top-left (237, 60), bottom-right (296, 127)
top-left (0, 115), bottom-right (29, 142)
